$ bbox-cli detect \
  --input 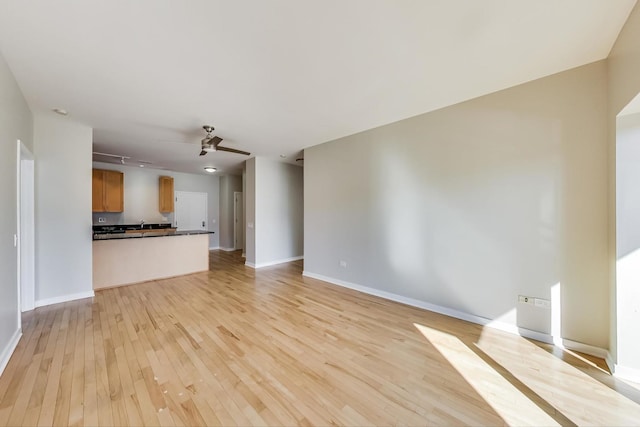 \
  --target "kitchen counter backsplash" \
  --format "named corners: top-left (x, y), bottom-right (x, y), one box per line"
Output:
top-left (92, 212), bottom-right (174, 226)
top-left (93, 223), bottom-right (173, 234)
